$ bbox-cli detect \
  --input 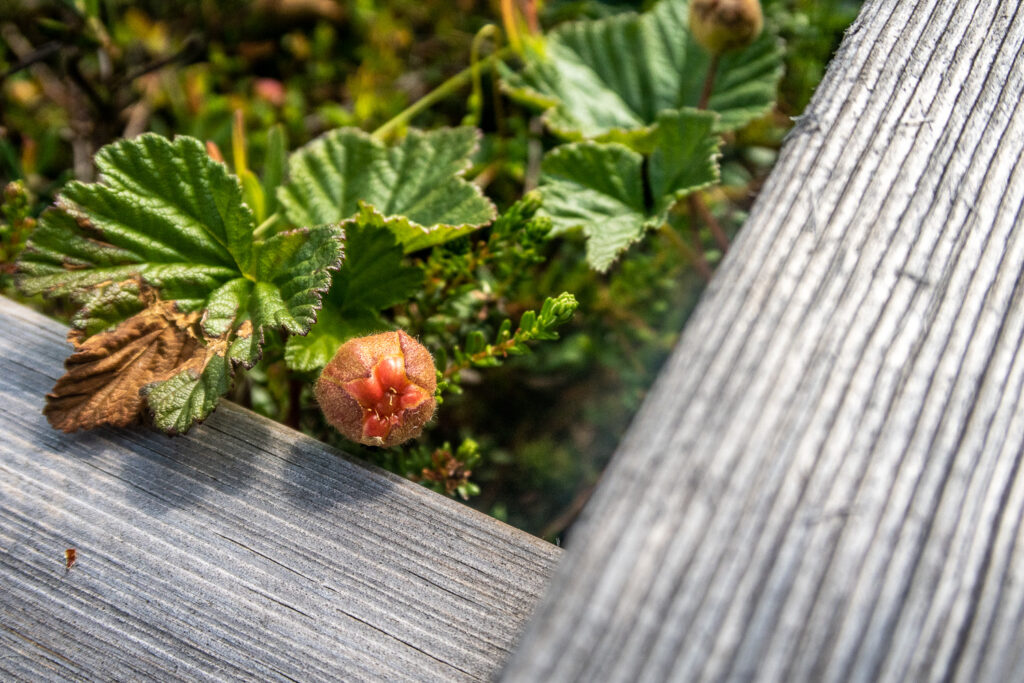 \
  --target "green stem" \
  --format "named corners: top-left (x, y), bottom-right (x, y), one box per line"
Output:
top-left (253, 212), bottom-right (280, 240)
top-left (467, 25), bottom-right (503, 128)
top-left (443, 335), bottom-right (518, 379)
top-left (372, 46), bottom-right (516, 142)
